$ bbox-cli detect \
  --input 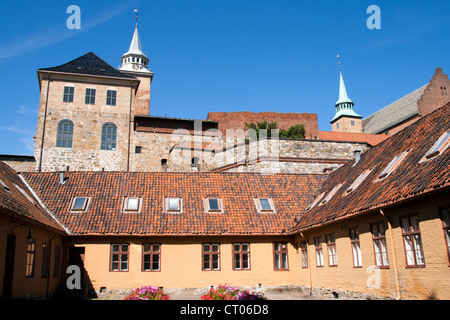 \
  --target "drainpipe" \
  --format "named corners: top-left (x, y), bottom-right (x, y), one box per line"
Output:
top-left (380, 209), bottom-right (401, 300)
top-left (46, 233), bottom-right (57, 299)
top-left (126, 81), bottom-right (134, 172)
top-left (38, 74), bottom-right (51, 172)
top-left (300, 232), bottom-right (313, 295)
